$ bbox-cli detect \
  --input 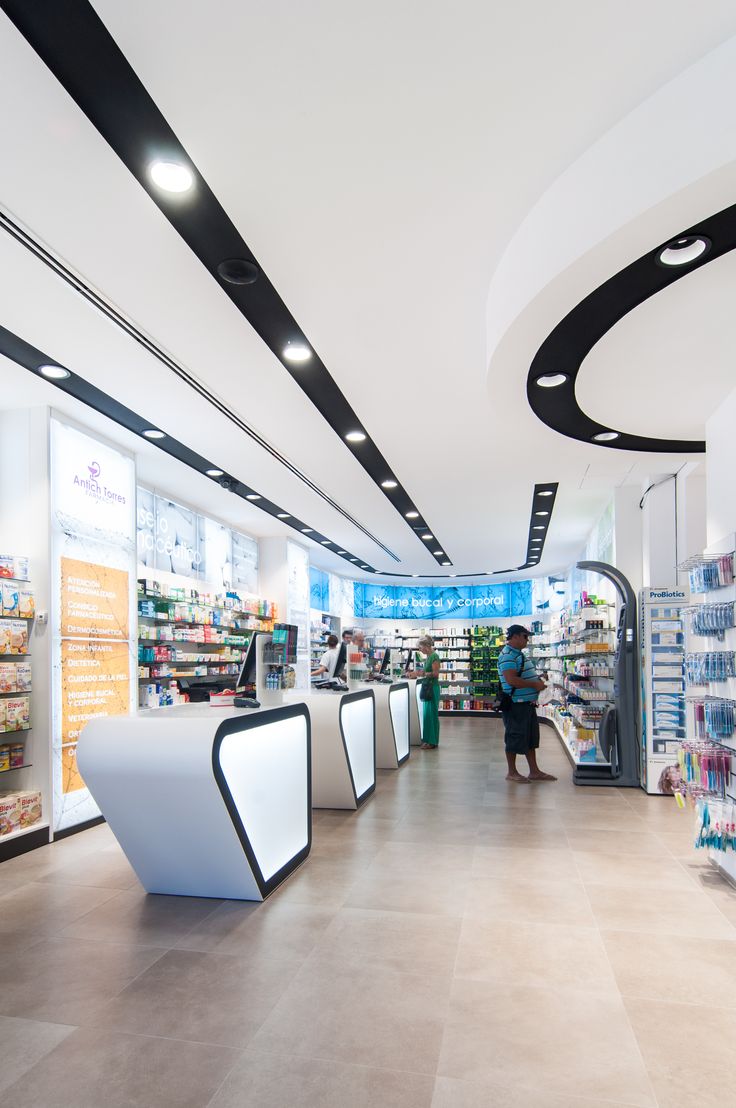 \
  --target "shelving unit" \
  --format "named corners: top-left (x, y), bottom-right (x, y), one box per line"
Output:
top-left (394, 630), bottom-right (475, 712)
top-left (533, 605), bottom-right (615, 766)
top-left (137, 578), bottom-right (276, 708)
top-left (310, 612), bottom-right (340, 670)
top-left (0, 561), bottom-right (44, 847)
